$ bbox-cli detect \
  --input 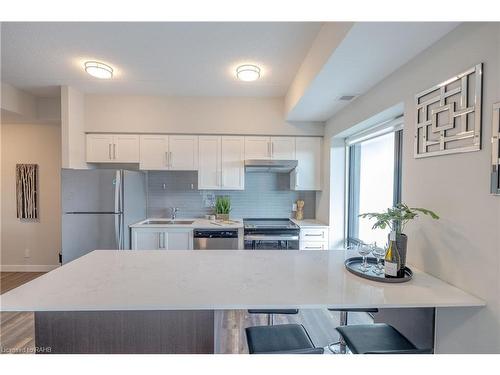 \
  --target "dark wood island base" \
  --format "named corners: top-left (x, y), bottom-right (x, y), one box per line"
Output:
top-left (35, 310), bottom-right (215, 354)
